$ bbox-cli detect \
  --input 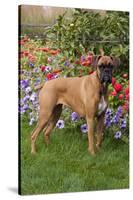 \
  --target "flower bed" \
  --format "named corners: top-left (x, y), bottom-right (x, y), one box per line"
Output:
top-left (19, 36), bottom-right (129, 142)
